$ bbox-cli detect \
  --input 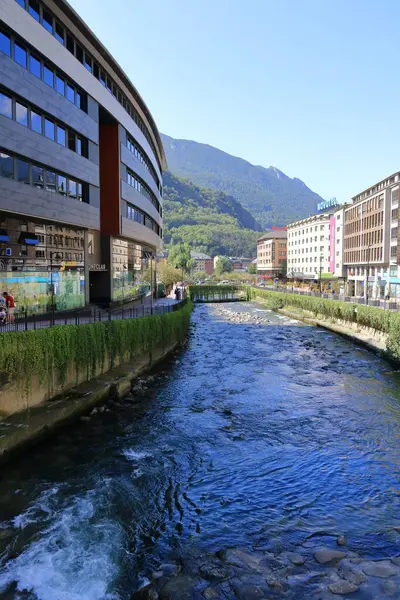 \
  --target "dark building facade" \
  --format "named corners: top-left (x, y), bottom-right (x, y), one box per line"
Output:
top-left (0, 0), bottom-right (165, 312)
